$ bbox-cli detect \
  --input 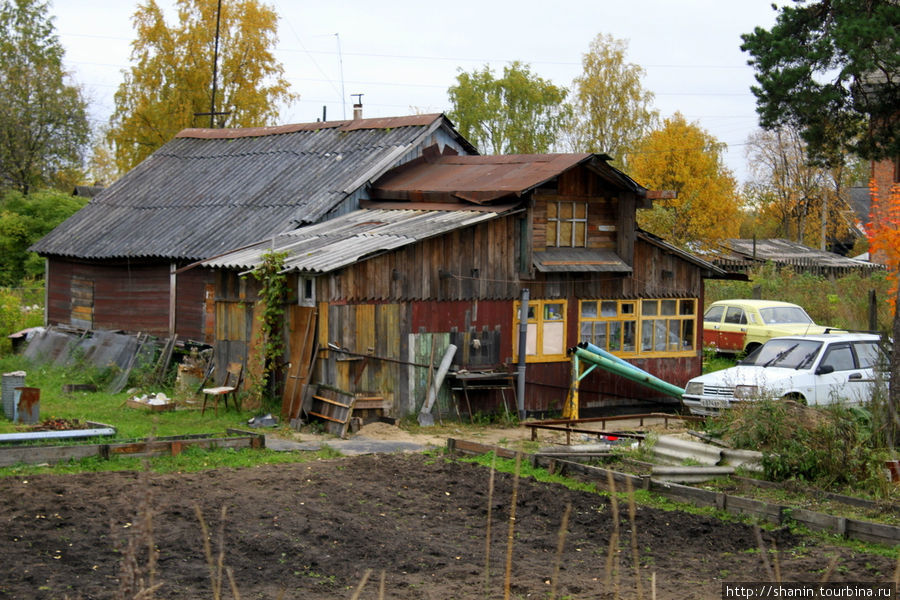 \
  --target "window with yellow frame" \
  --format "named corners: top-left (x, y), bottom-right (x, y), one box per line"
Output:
top-left (513, 299), bottom-right (568, 362)
top-left (579, 298), bottom-right (697, 357)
